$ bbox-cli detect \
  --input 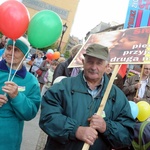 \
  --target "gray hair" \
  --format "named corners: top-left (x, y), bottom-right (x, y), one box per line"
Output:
top-left (70, 44), bottom-right (82, 58)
